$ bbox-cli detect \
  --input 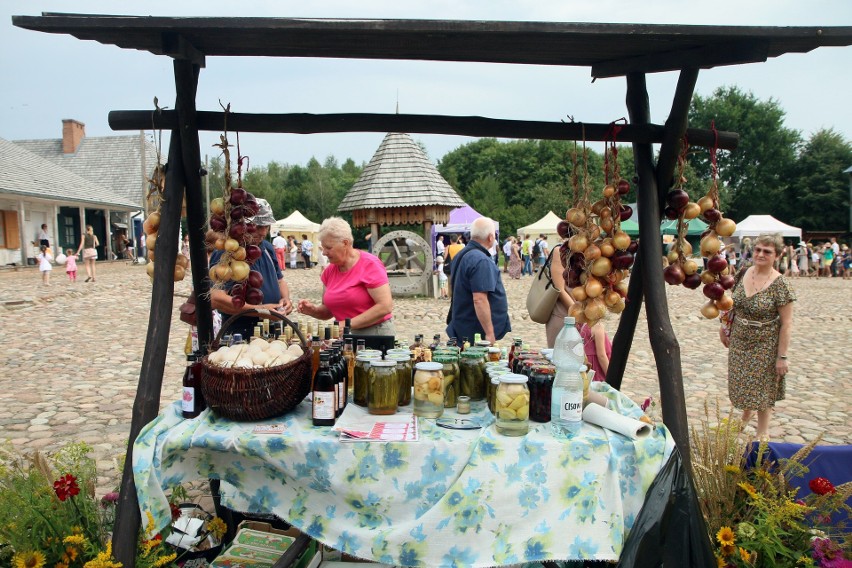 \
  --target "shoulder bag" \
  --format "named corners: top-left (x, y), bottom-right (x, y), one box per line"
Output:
top-left (526, 246), bottom-right (562, 324)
